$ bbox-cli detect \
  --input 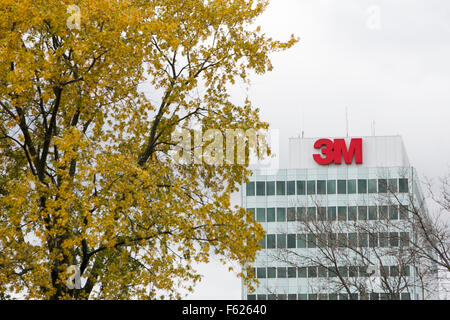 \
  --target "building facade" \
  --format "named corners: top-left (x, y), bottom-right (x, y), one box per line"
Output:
top-left (241, 136), bottom-right (438, 300)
